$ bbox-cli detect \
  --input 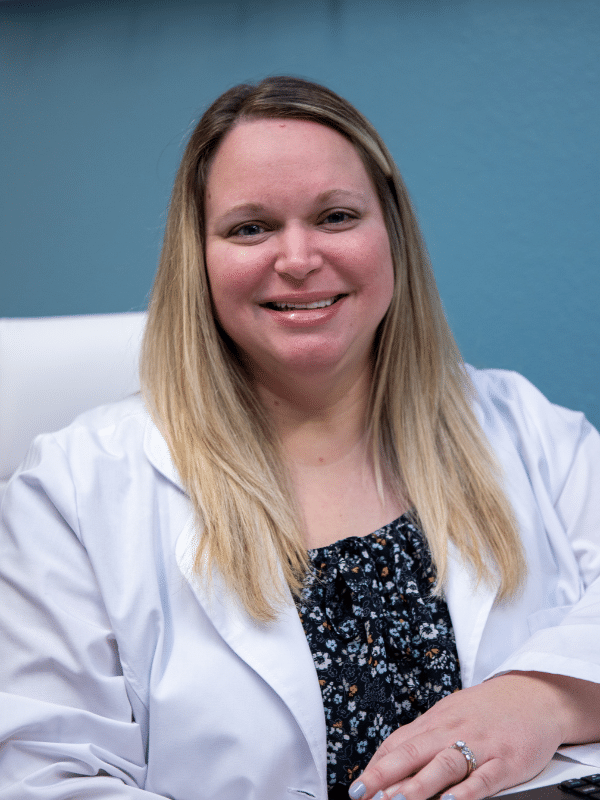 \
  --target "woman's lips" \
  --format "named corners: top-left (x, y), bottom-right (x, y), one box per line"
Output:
top-left (262, 294), bottom-right (346, 311)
